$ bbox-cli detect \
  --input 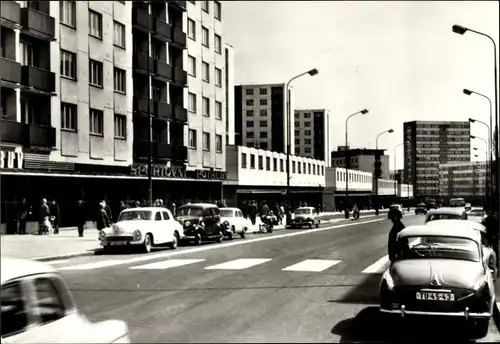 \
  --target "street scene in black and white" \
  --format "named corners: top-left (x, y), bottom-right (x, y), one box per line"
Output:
top-left (1, 0), bottom-right (499, 343)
